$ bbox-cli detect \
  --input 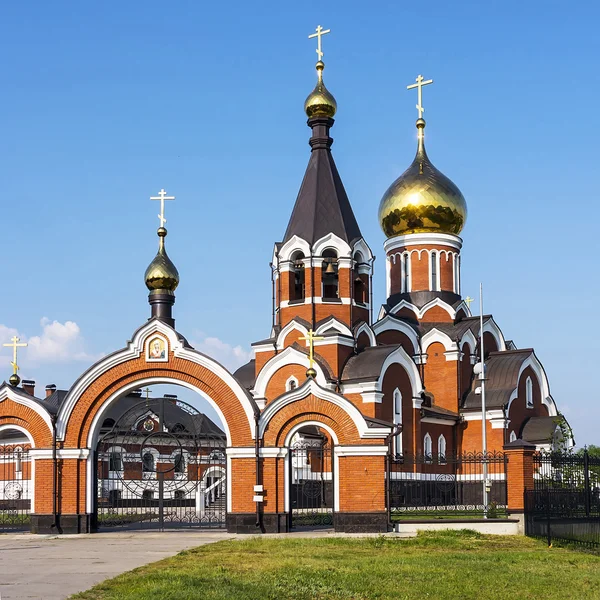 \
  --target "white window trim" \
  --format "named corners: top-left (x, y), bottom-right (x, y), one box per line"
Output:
top-left (429, 250), bottom-right (441, 292)
top-left (286, 375), bottom-right (299, 392)
top-left (438, 434), bottom-right (447, 463)
top-left (401, 252), bottom-right (411, 293)
top-left (393, 388), bottom-right (403, 455)
top-left (509, 430), bottom-right (517, 442)
top-left (424, 432), bottom-right (432, 460)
